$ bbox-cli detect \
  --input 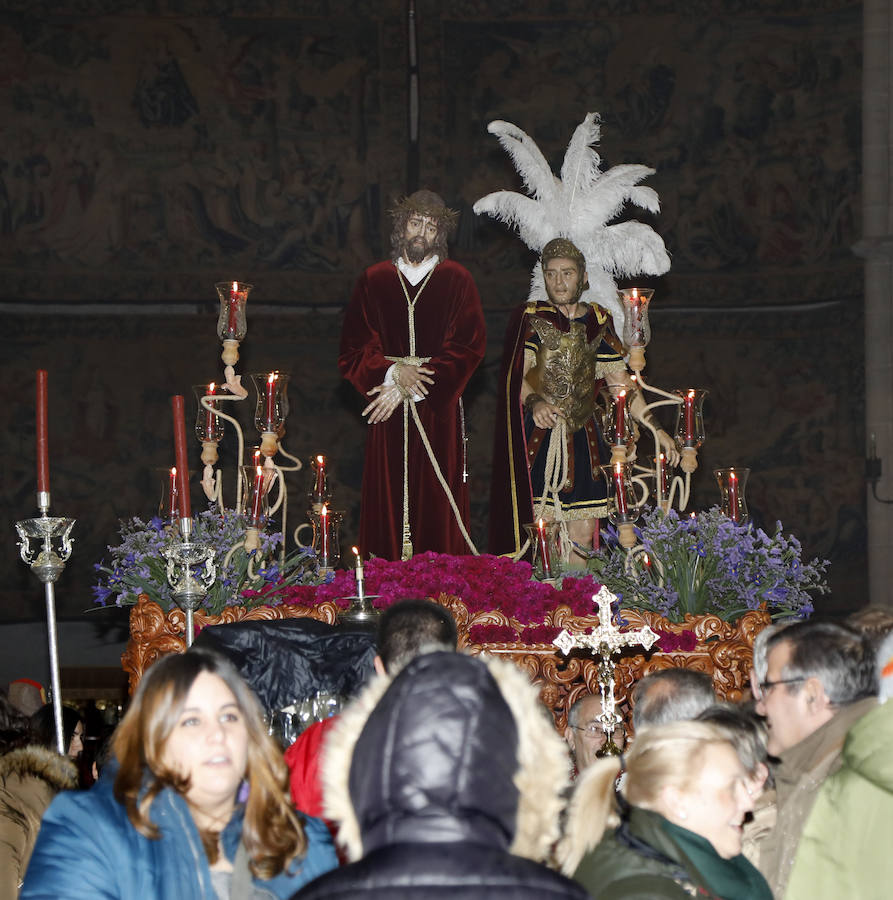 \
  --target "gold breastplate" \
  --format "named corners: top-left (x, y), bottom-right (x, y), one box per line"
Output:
top-left (526, 316), bottom-right (602, 432)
